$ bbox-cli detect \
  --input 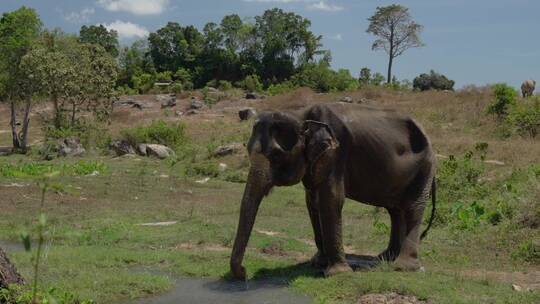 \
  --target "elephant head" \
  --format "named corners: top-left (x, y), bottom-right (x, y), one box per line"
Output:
top-left (230, 111), bottom-right (338, 280)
